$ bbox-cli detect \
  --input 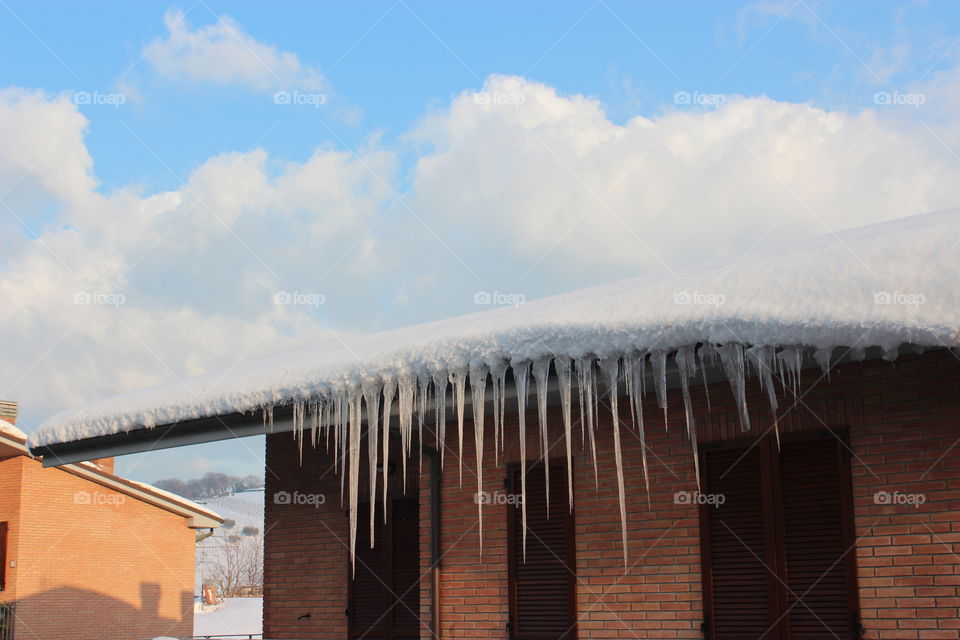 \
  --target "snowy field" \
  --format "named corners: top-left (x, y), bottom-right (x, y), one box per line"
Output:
top-left (193, 597), bottom-right (263, 638)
